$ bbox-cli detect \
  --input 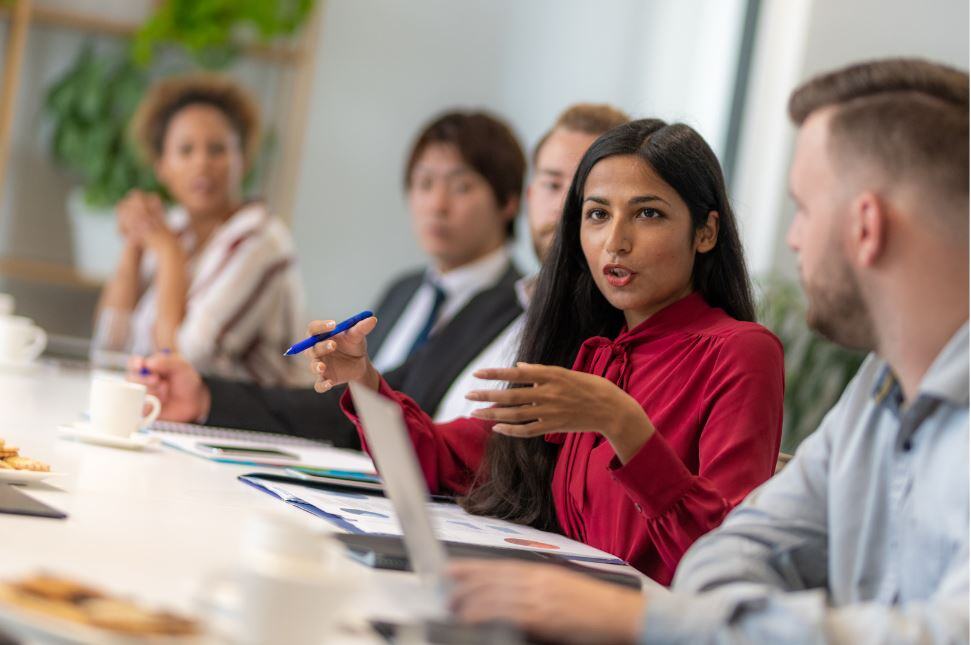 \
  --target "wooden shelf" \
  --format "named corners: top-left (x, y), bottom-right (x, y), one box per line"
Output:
top-left (0, 257), bottom-right (104, 290)
top-left (0, 5), bottom-right (307, 65)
